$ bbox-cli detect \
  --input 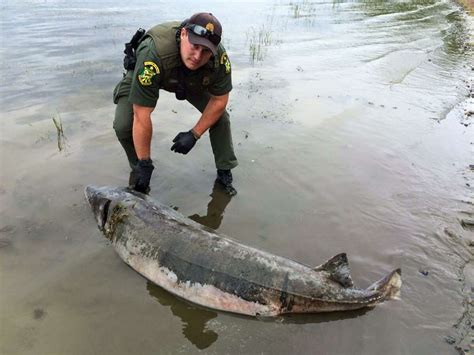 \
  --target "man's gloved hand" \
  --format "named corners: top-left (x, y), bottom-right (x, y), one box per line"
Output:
top-left (170, 130), bottom-right (198, 155)
top-left (134, 159), bottom-right (154, 194)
